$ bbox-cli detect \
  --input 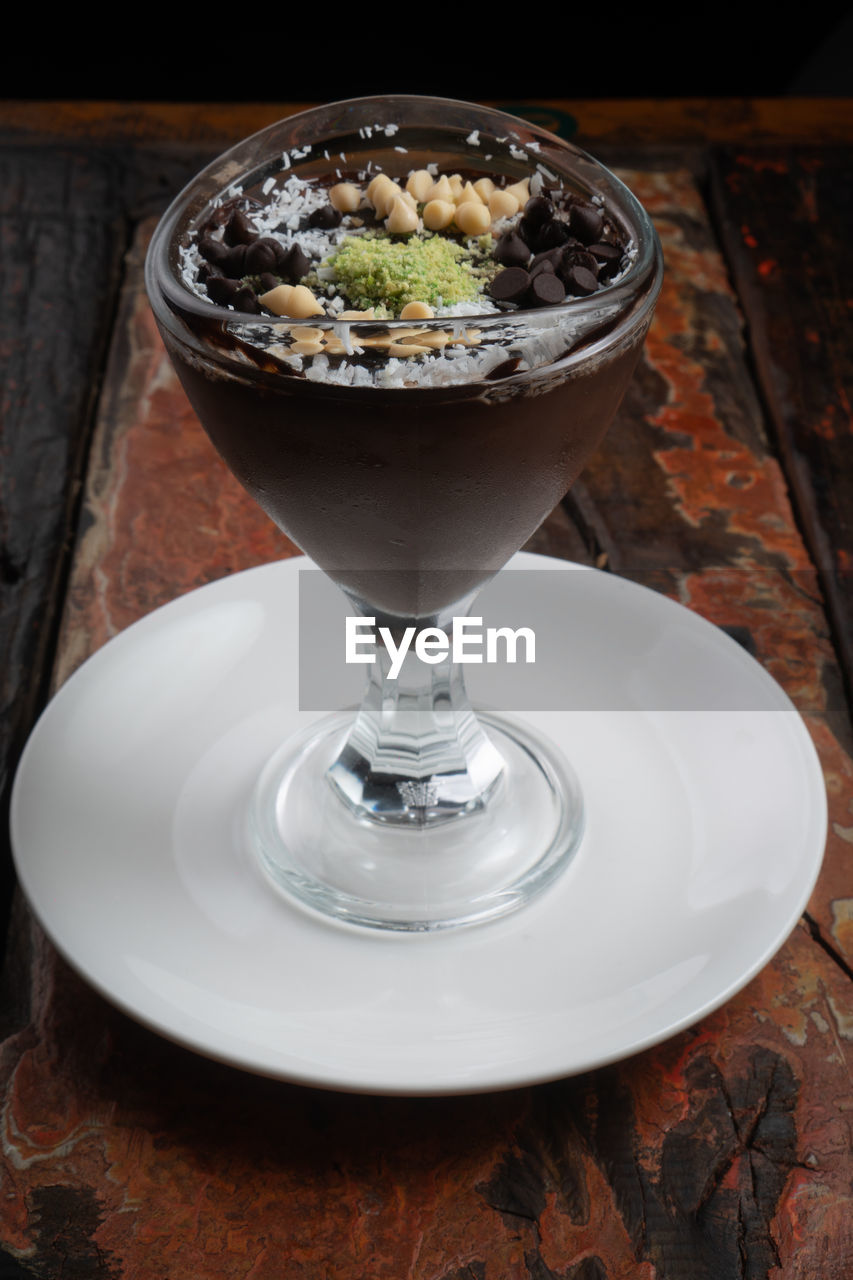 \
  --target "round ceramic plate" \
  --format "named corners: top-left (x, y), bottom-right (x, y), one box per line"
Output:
top-left (10, 554), bottom-right (827, 1095)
